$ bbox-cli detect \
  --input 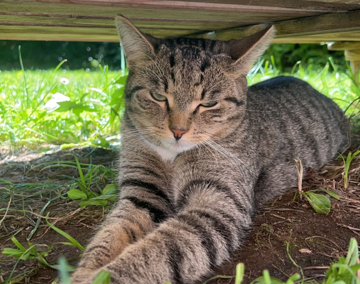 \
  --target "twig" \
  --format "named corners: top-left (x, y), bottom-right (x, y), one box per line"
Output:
top-left (337, 224), bottom-right (360, 237)
top-left (303, 266), bottom-right (330, 270)
top-left (270, 214), bottom-right (287, 220)
top-left (0, 189), bottom-right (13, 226)
top-left (264, 207), bottom-right (305, 213)
top-left (338, 224), bottom-right (360, 232)
top-left (0, 209), bottom-right (59, 220)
